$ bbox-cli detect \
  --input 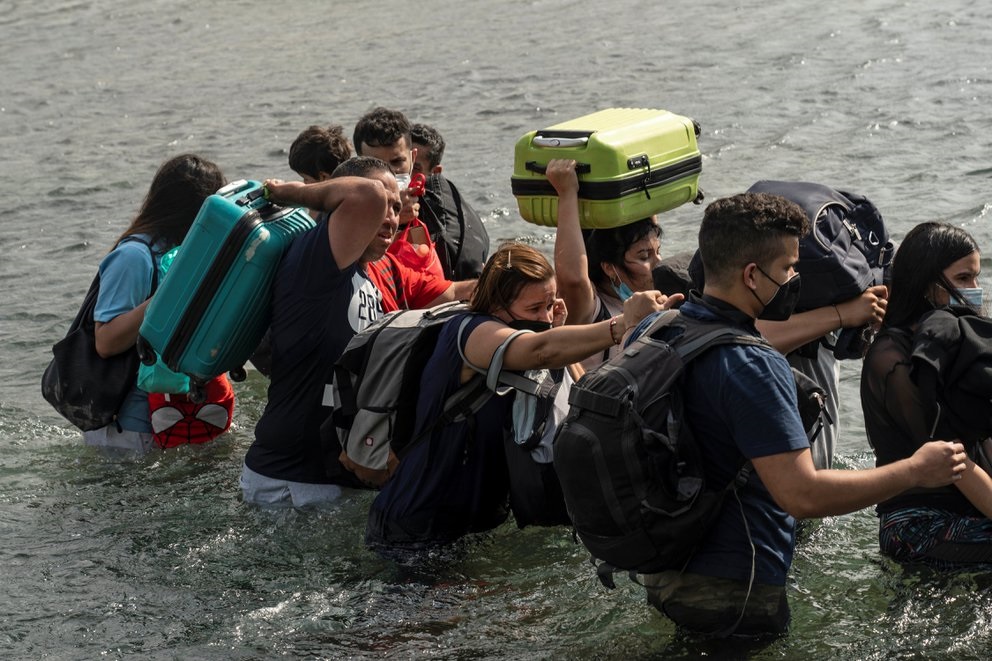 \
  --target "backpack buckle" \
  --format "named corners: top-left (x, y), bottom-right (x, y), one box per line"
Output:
top-left (842, 218), bottom-right (862, 242)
